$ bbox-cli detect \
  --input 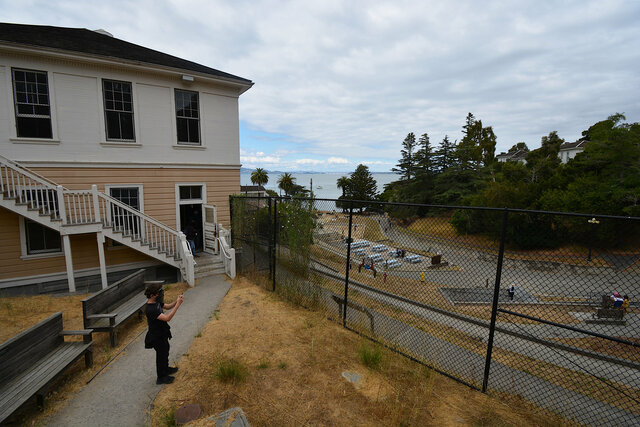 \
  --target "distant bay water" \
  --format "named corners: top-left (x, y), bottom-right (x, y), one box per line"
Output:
top-left (240, 172), bottom-right (400, 200)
